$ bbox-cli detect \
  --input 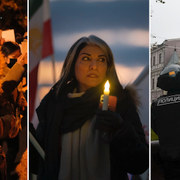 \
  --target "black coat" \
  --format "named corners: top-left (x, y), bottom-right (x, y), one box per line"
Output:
top-left (151, 93), bottom-right (180, 157)
top-left (151, 93), bottom-right (180, 179)
top-left (31, 84), bottom-right (149, 180)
